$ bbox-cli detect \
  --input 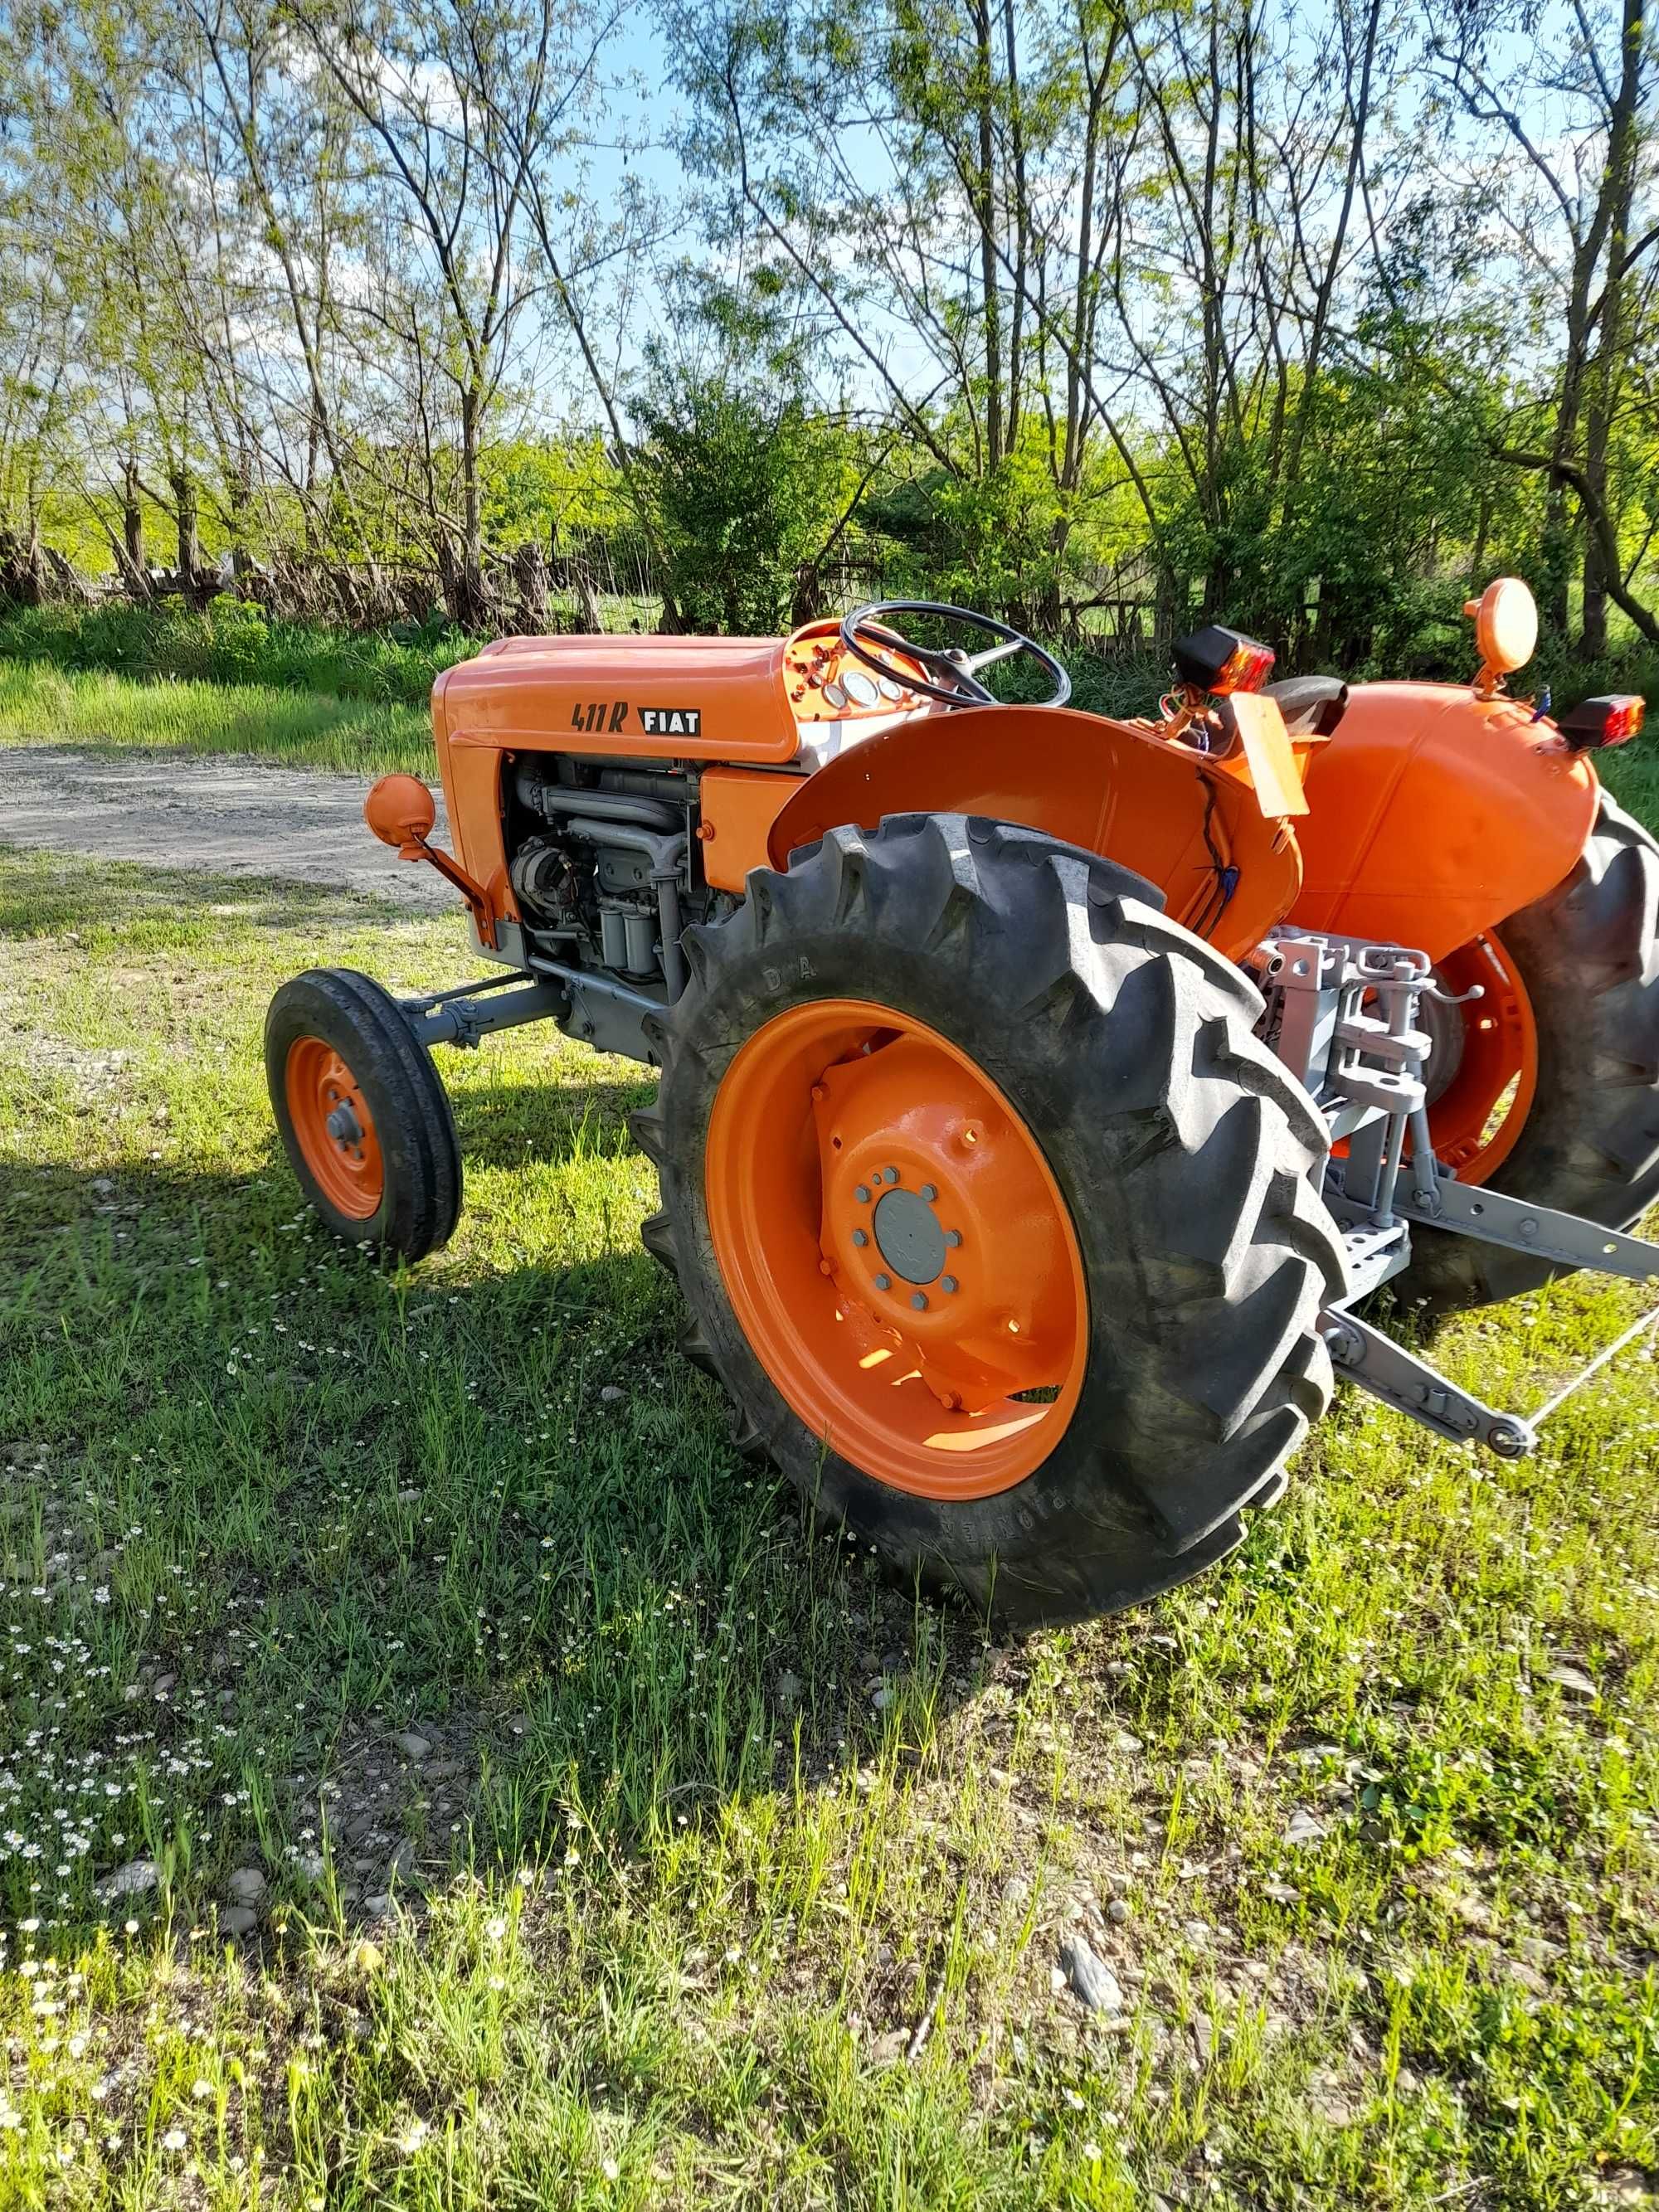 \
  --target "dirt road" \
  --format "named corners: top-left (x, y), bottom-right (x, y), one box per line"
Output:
top-left (0, 746), bottom-right (453, 909)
